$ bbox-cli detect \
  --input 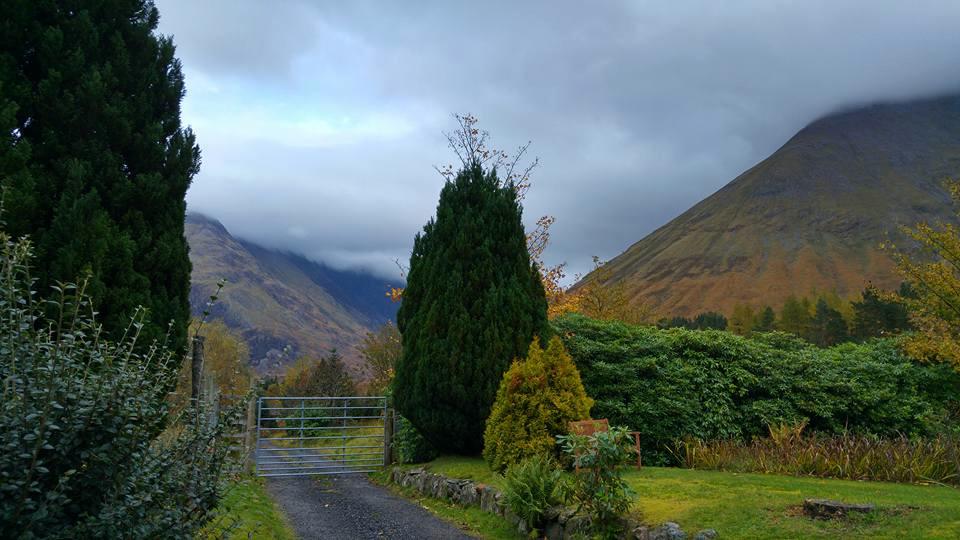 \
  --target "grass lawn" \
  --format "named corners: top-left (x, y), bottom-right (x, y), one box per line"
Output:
top-left (406, 457), bottom-right (960, 539)
top-left (201, 476), bottom-right (296, 539)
